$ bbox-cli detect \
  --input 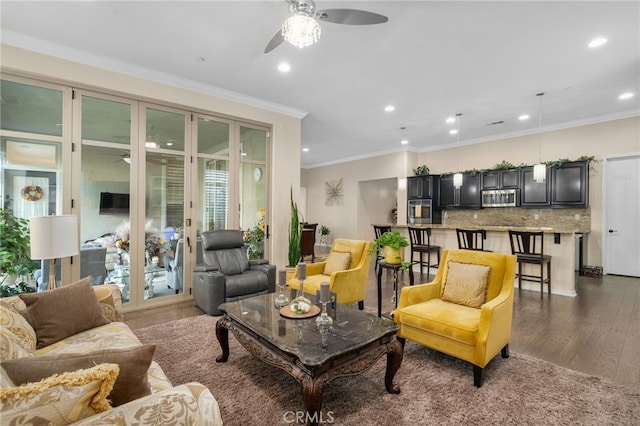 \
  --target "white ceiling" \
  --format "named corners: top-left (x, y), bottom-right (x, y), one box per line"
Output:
top-left (1, 1), bottom-right (639, 168)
